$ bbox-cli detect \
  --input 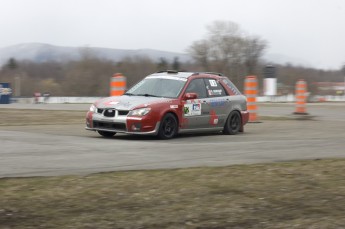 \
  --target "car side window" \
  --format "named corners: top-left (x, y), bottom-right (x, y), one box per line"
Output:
top-left (185, 78), bottom-right (207, 98)
top-left (204, 78), bottom-right (227, 97)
